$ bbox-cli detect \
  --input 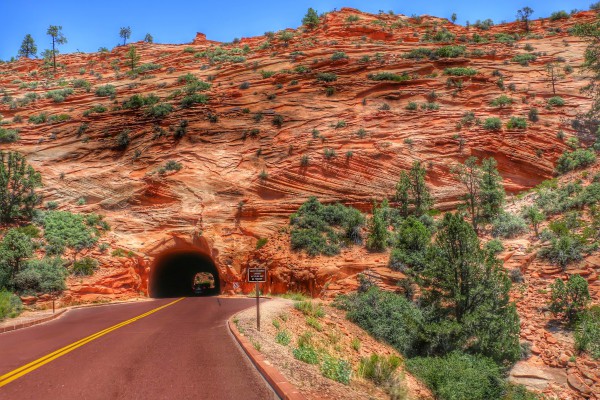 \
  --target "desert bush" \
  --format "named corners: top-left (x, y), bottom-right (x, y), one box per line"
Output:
top-left (275, 330), bottom-right (291, 346)
top-left (331, 51), bottom-right (348, 61)
top-left (321, 356), bottom-right (352, 384)
top-left (368, 72), bottom-right (410, 82)
top-left (575, 306), bottom-right (600, 359)
top-left (406, 102), bottom-right (418, 110)
top-left (28, 113), bottom-right (48, 124)
top-left (539, 234), bottom-right (585, 270)
top-left (506, 117), bottom-right (527, 130)
top-left (444, 67), bottom-right (477, 76)
top-left (547, 96), bottom-right (565, 106)
top-left (122, 94), bottom-right (159, 109)
top-left (45, 88), bottom-right (73, 103)
top-left (316, 72), bottom-right (337, 82)
top-left (95, 84), bottom-right (116, 97)
top-left (294, 300), bottom-right (325, 318)
top-left (550, 10), bottom-right (570, 20)
top-left (406, 352), bottom-right (504, 400)
top-left (483, 117), bottom-right (502, 130)
top-left (549, 275), bottom-right (590, 324)
top-left (13, 257), bottom-right (67, 294)
top-left (289, 197), bottom-right (365, 256)
top-left (490, 95), bottom-right (514, 107)
top-left (512, 53), bottom-right (537, 66)
top-left (0, 290), bottom-right (22, 320)
top-left (41, 211), bottom-right (102, 256)
top-left (555, 149), bottom-right (596, 174)
top-left (293, 344), bottom-right (319, 364)
top-left (0, 128), bottom-right (19, 143)
top-left (72, 257), bottom-right (98, 276)
top-left (145, 103), bottom-right (173, 118)
top-left (492, 212), bottom-right (528, 238)
top-left (180, 94), bottom-right (209, 108)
